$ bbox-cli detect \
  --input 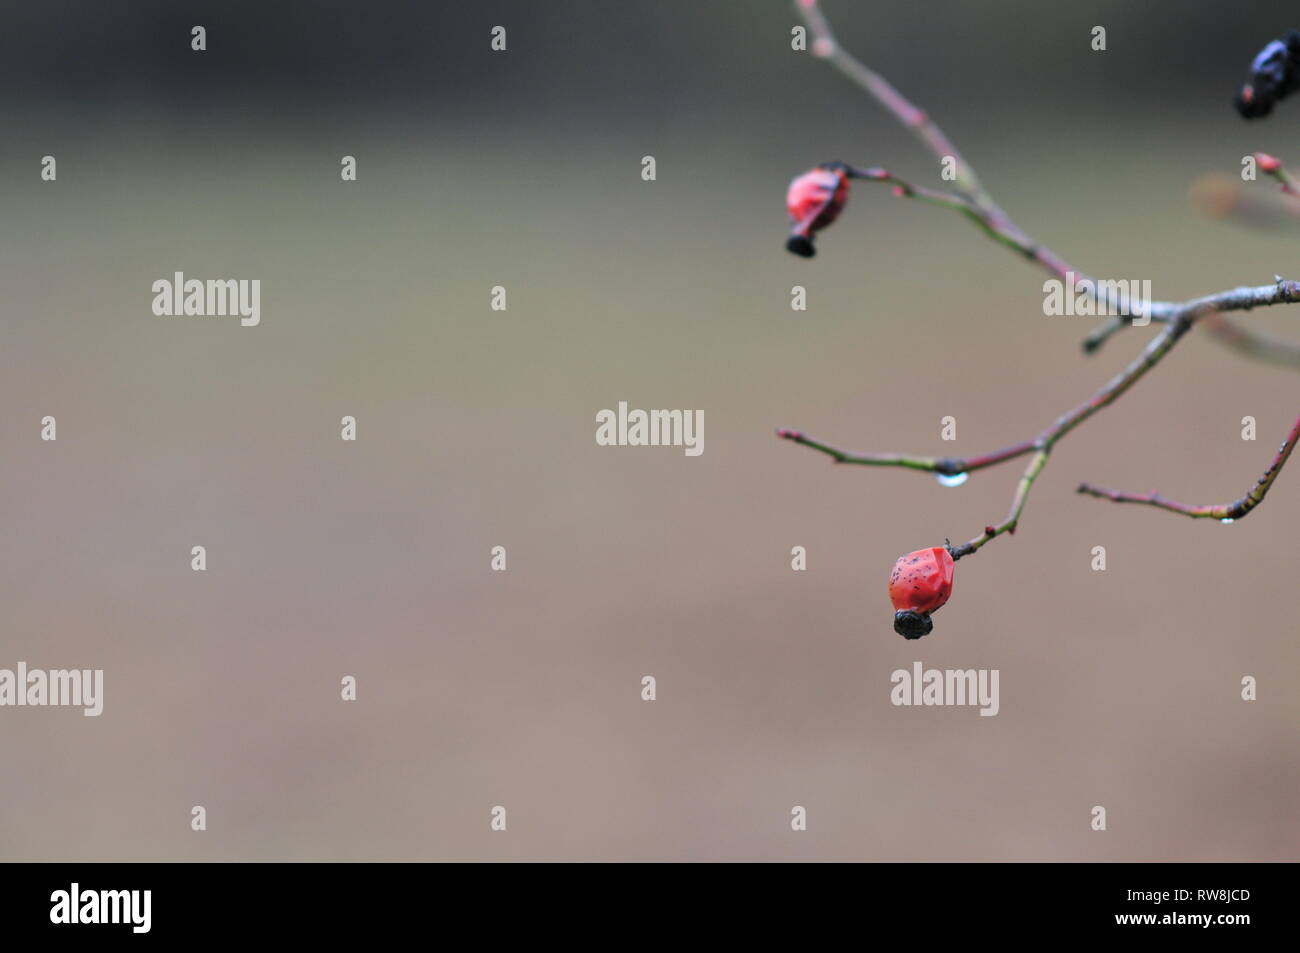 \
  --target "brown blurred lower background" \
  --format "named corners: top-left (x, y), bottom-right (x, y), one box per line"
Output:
top-left (0, 0), bottom-right (1297, 861)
